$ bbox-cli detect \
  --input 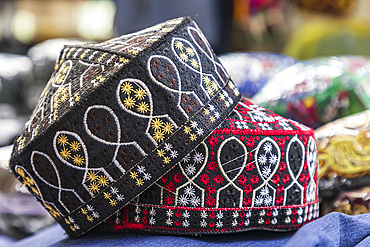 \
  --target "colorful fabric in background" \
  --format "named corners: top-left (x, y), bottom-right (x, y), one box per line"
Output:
top-left (316, 110), bottom-right (370, 216)
top-left (253, 55), bottom-right (370, 129)
top-left (219, 52), bottom-right (296, 98)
